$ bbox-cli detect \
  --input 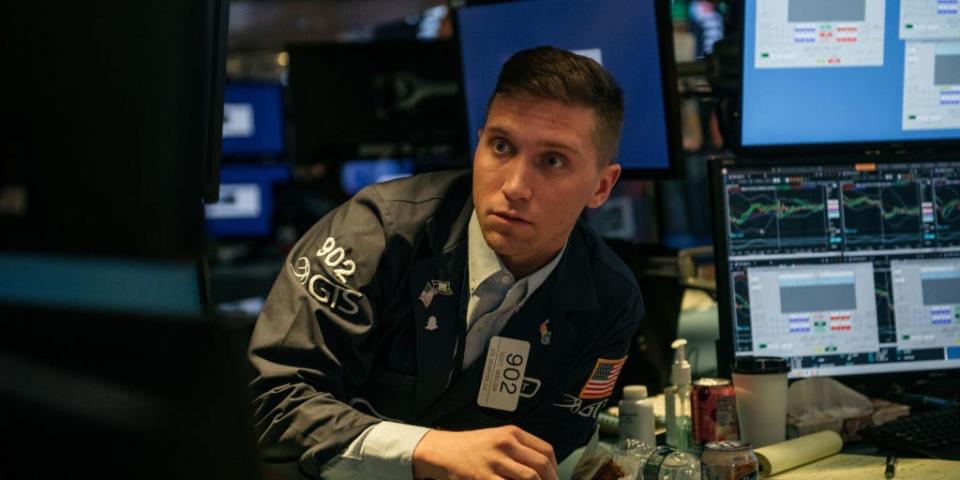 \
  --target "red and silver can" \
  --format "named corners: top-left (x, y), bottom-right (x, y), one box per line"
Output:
top-left (700, 440), bottom-right (758, 480)
top-left (691, 378), bottom-right (739, 443)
